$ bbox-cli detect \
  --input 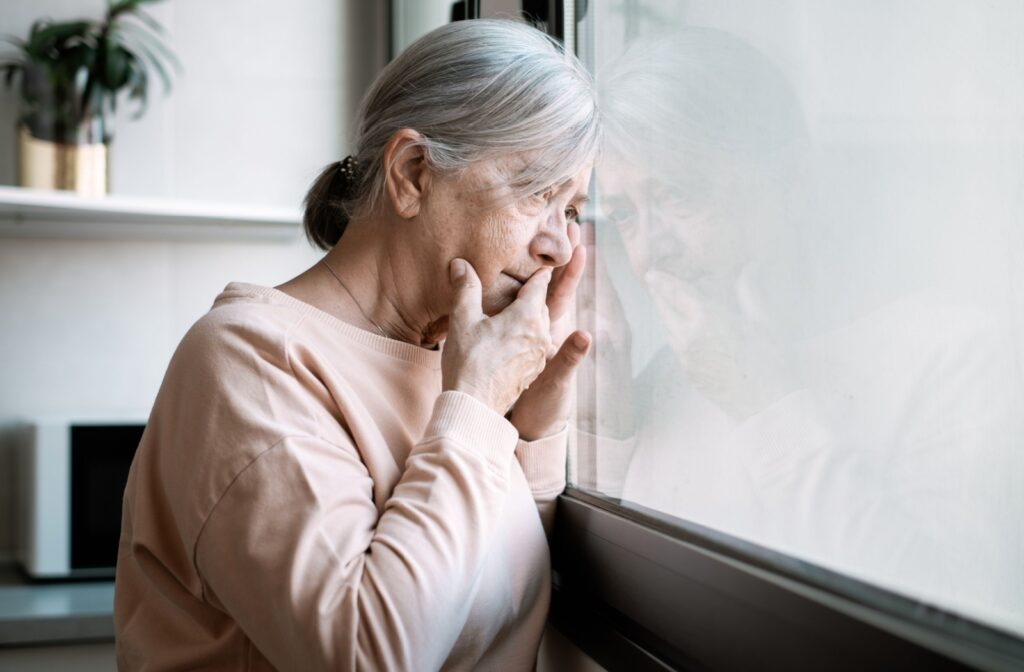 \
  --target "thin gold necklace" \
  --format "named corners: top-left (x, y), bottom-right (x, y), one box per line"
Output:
top-left (319, 259), bottom-right (389, 338)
